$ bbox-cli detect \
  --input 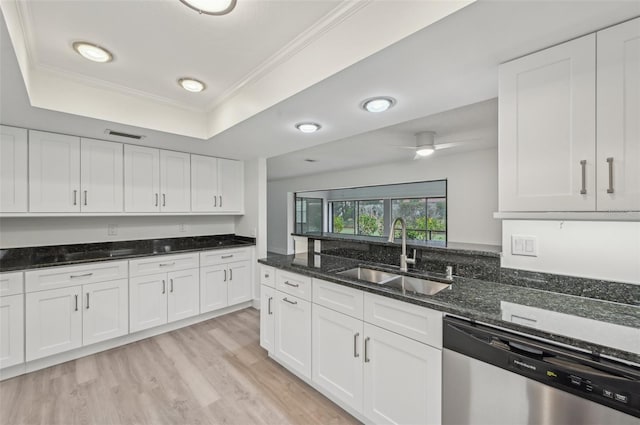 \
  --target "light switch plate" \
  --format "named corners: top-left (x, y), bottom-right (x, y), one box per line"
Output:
top-left (511, 235), bottom-right (537, 257)
top-left (108, 224), bottom-right (118, 236)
